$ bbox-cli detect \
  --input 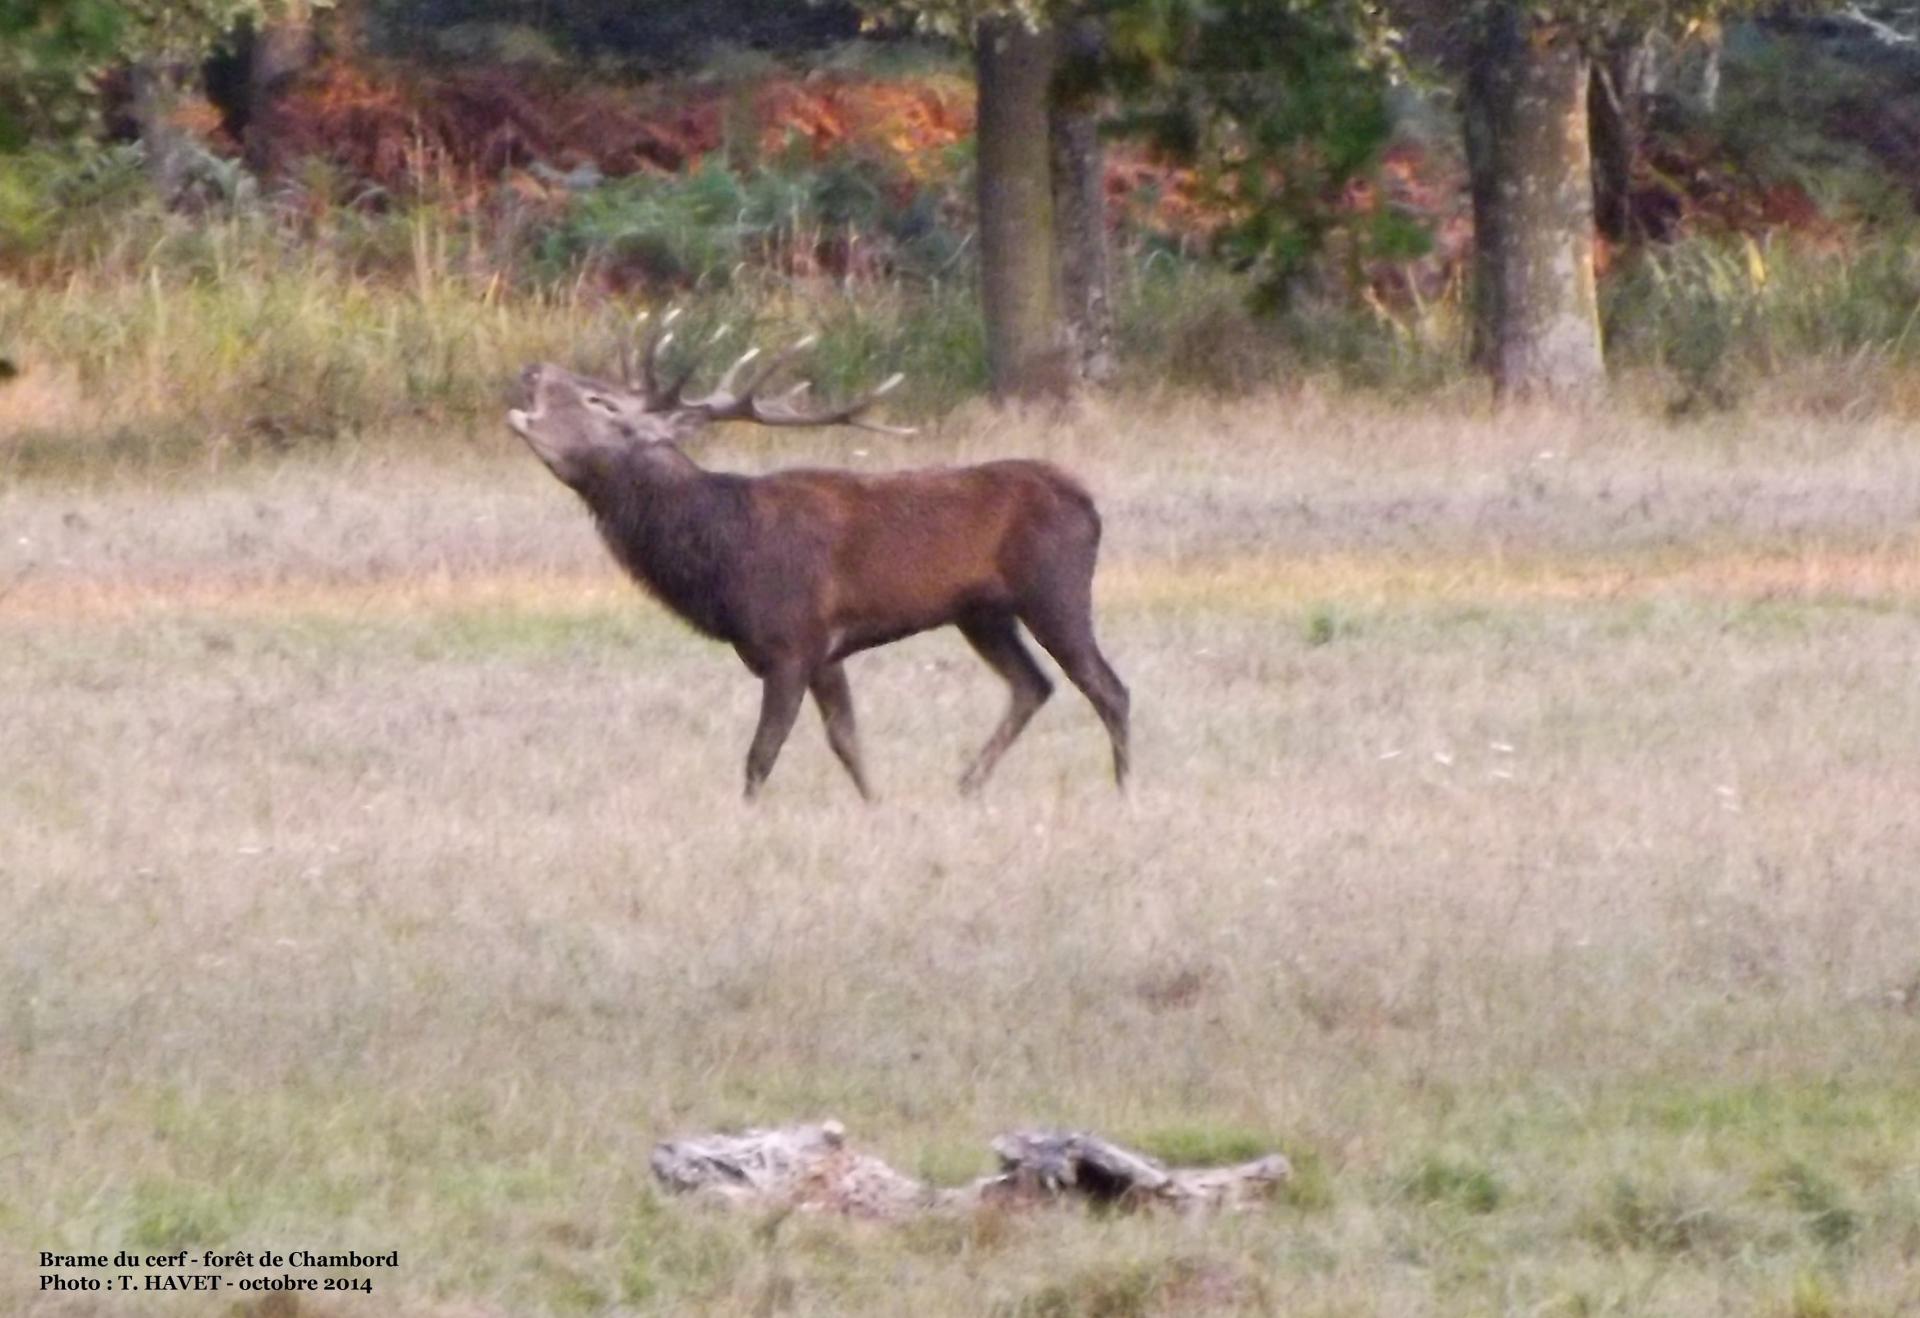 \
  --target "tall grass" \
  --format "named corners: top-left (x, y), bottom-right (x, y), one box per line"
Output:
top-left (1604, 233), bottom-right (1920, 413)
top-left (14, 136), bottom-right (1920, 472)
top-left (0, 253), bottom-right (986, 472)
